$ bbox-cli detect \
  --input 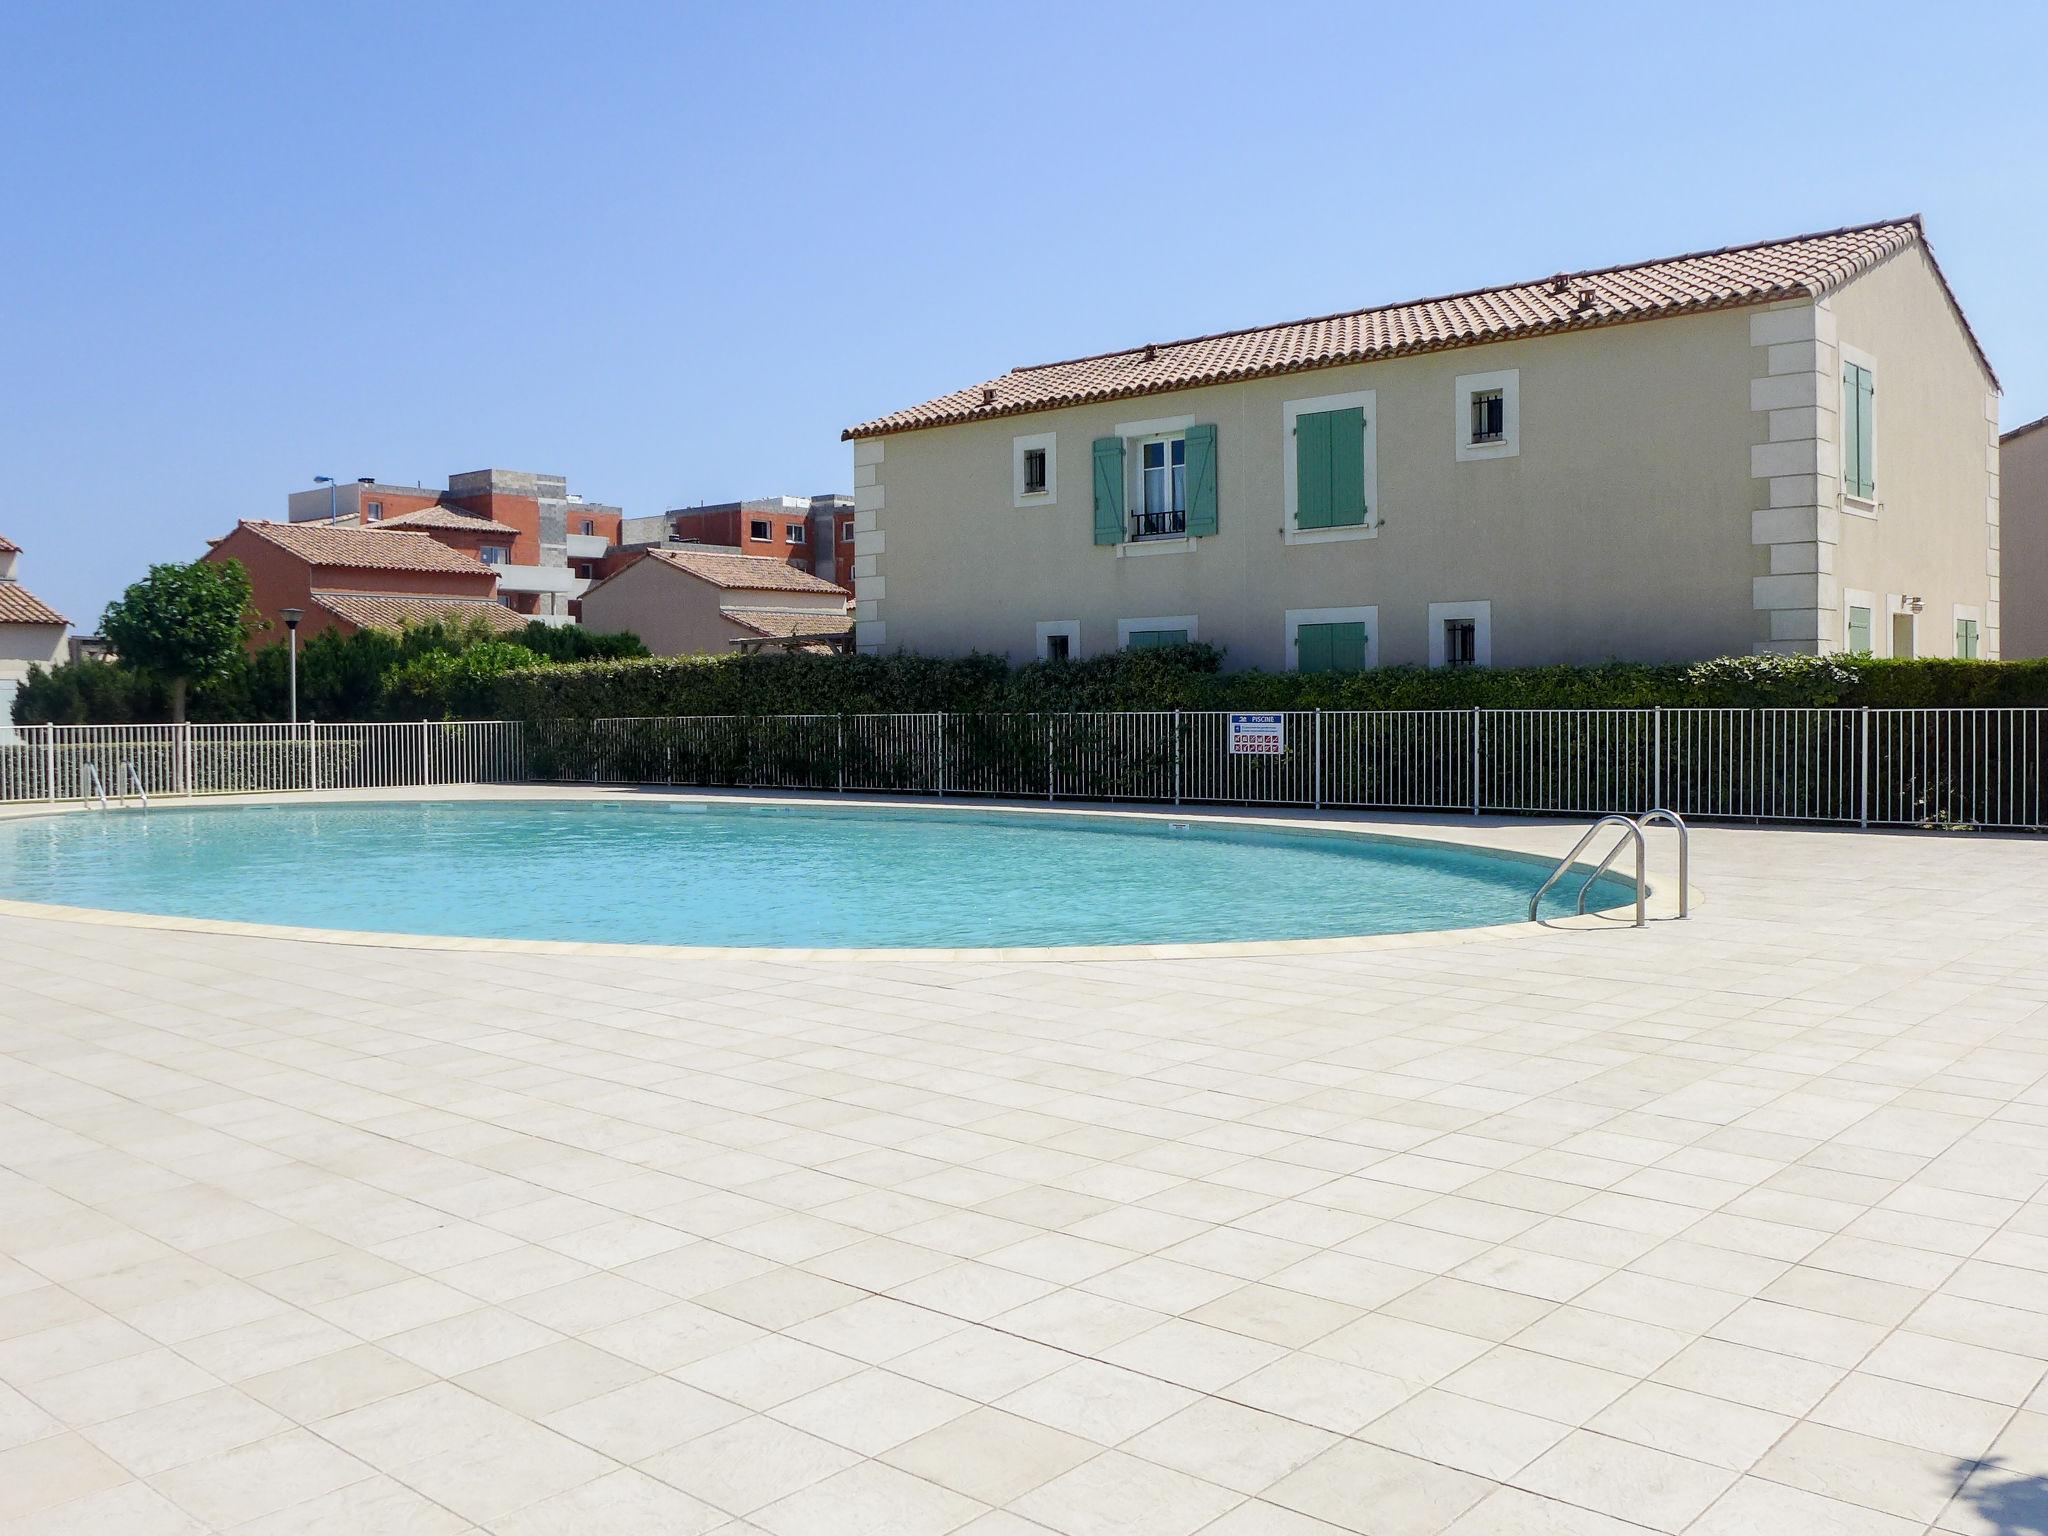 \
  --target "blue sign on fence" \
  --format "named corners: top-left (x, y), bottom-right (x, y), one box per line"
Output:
top-left (1228, 713), bottom-right (1286, 756)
